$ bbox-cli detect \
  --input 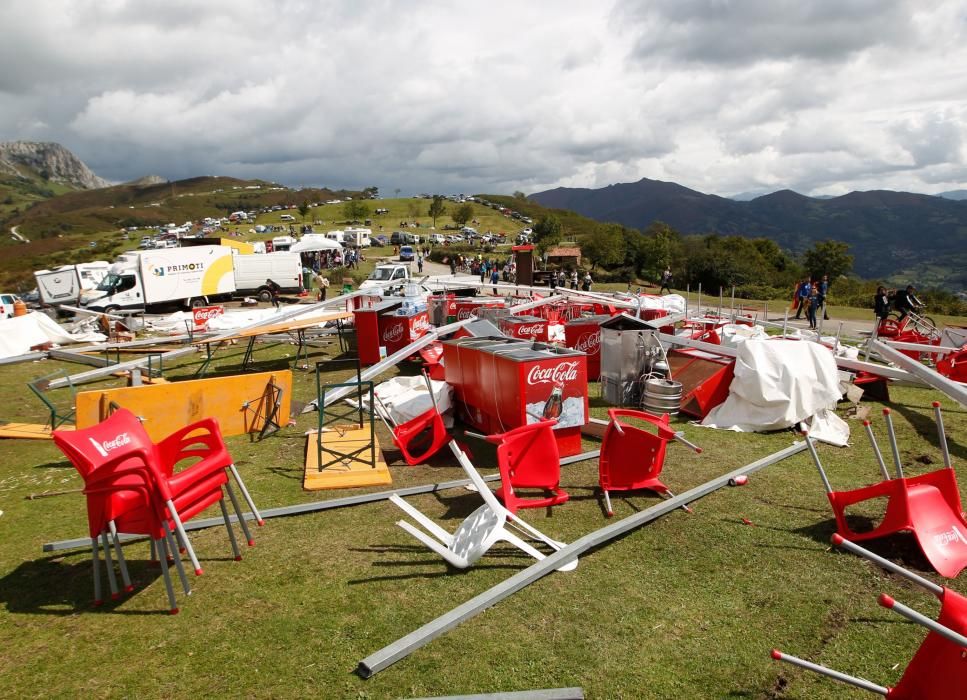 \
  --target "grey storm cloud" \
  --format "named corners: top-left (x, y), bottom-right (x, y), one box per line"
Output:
top-left (0, 0), bottom-right (965, 197)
